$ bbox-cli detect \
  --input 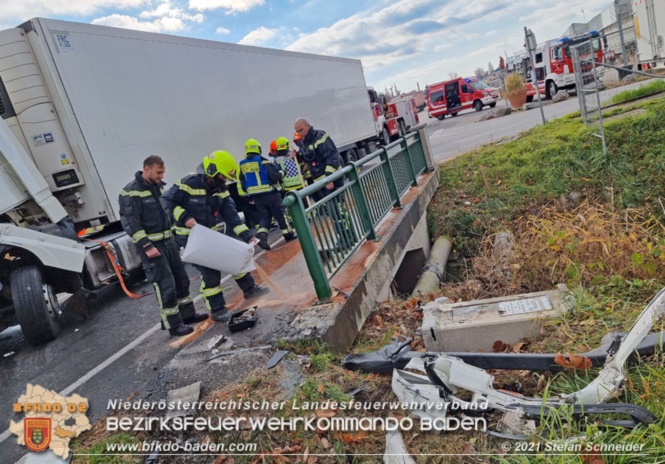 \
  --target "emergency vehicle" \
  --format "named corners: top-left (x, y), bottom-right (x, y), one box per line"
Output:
top-left (367, 88), bottom-right (419, 144)
top-left (506, 32), bottom-right (603, 99)
top-left (505, 51), bottom-right (546, 102)
top-left (425, 77), bottom-right (500, 120)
